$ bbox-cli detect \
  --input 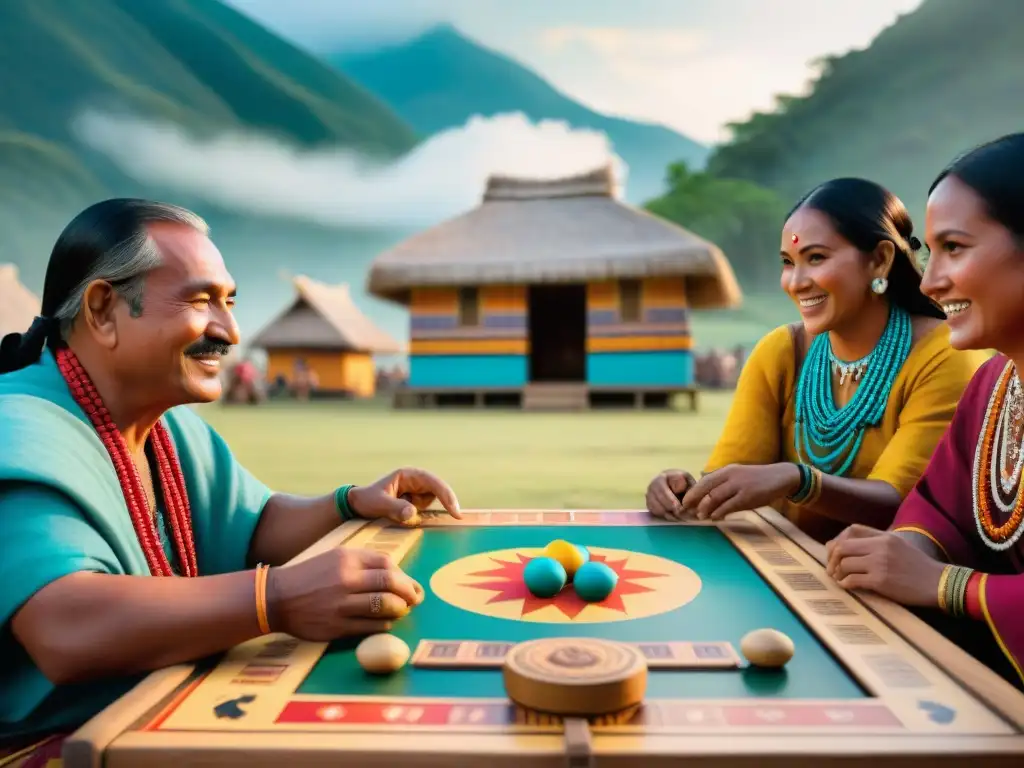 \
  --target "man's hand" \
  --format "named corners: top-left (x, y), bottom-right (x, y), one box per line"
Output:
top-left (645, 469), bottom-right (697, 520)
top-left (348, 467), bottom-right (462, 527)
top-left (268, 547), bottom-right (424, 641)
